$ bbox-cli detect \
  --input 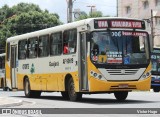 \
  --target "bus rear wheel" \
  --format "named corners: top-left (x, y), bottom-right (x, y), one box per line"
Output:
top-left (1, 80), bottom-right (7, 91)
top-left (61, 92), bottom-right (69, 99)
top-left (114, 91), bottom-right (128, 101)
top-left (24, 78), bottom-right (41, 98)
top-left (68, 78), bottom-right (82, 101)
